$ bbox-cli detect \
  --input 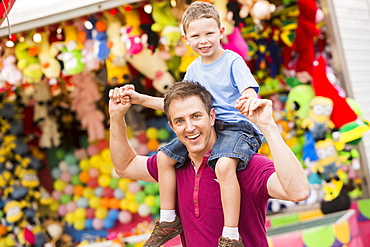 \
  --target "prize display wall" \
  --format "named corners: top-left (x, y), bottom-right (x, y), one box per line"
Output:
top-left (1, 0), bottom-right (370, 246)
